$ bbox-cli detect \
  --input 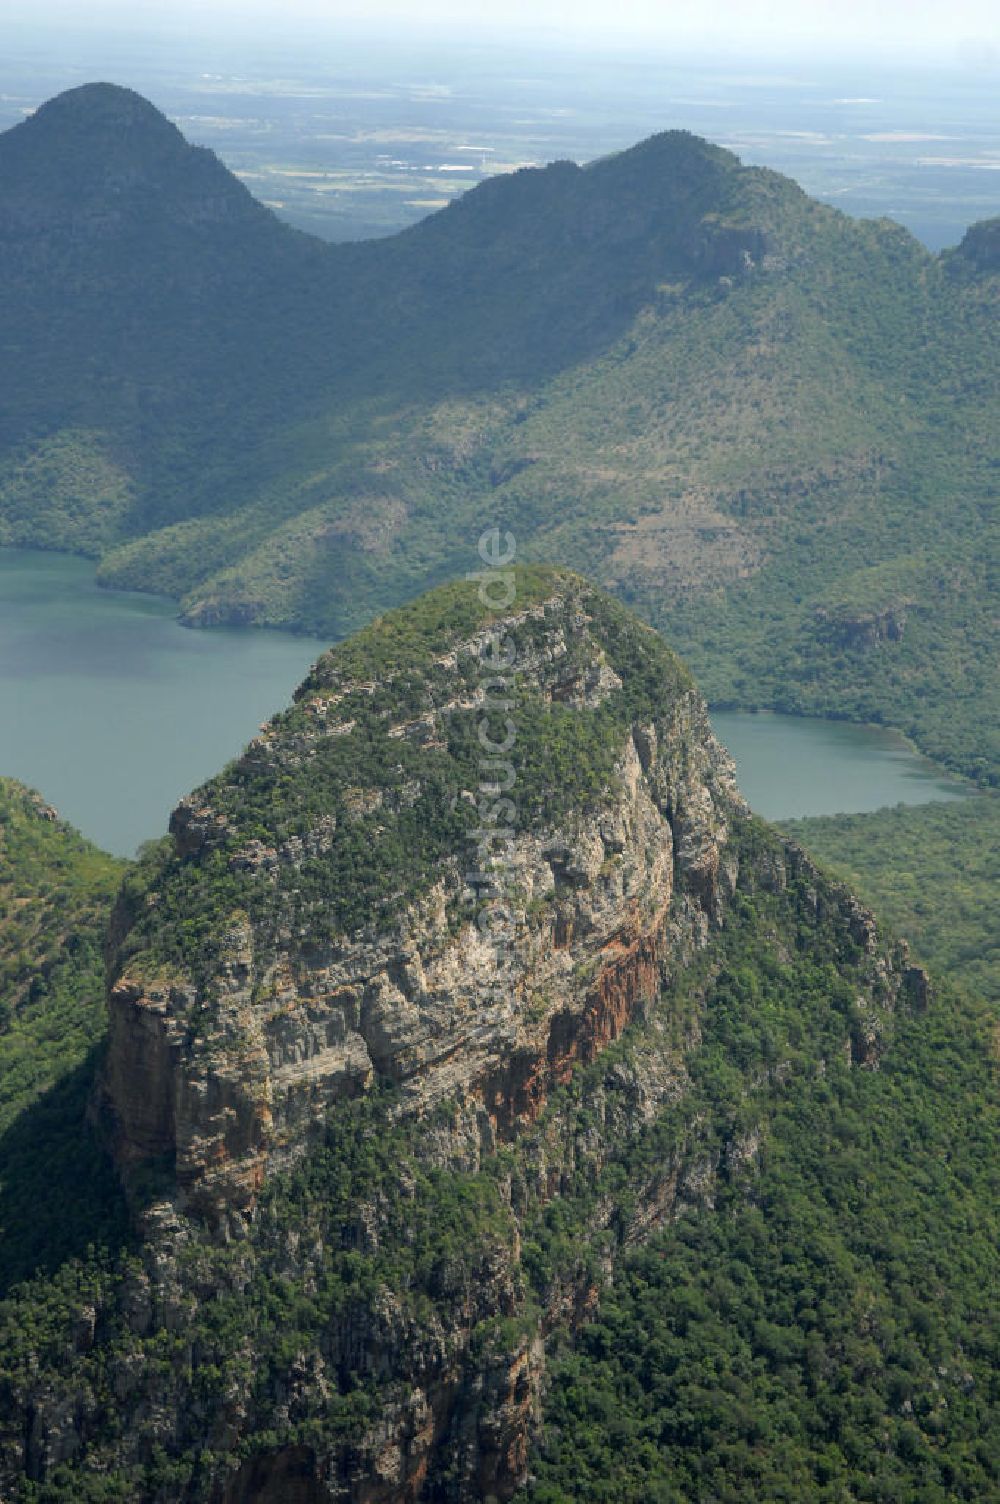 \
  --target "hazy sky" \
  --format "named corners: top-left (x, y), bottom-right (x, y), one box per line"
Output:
top-left (6, 0), bottom-right (999, 64)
